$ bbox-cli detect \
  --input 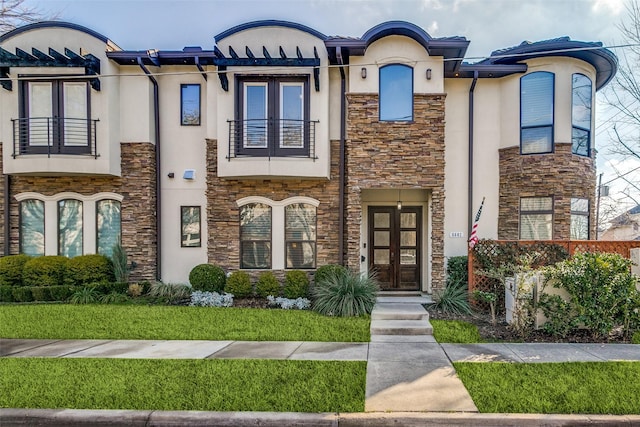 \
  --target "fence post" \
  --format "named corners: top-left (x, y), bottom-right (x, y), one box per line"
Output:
top-left (468, 247), bottom-right (475, 292)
